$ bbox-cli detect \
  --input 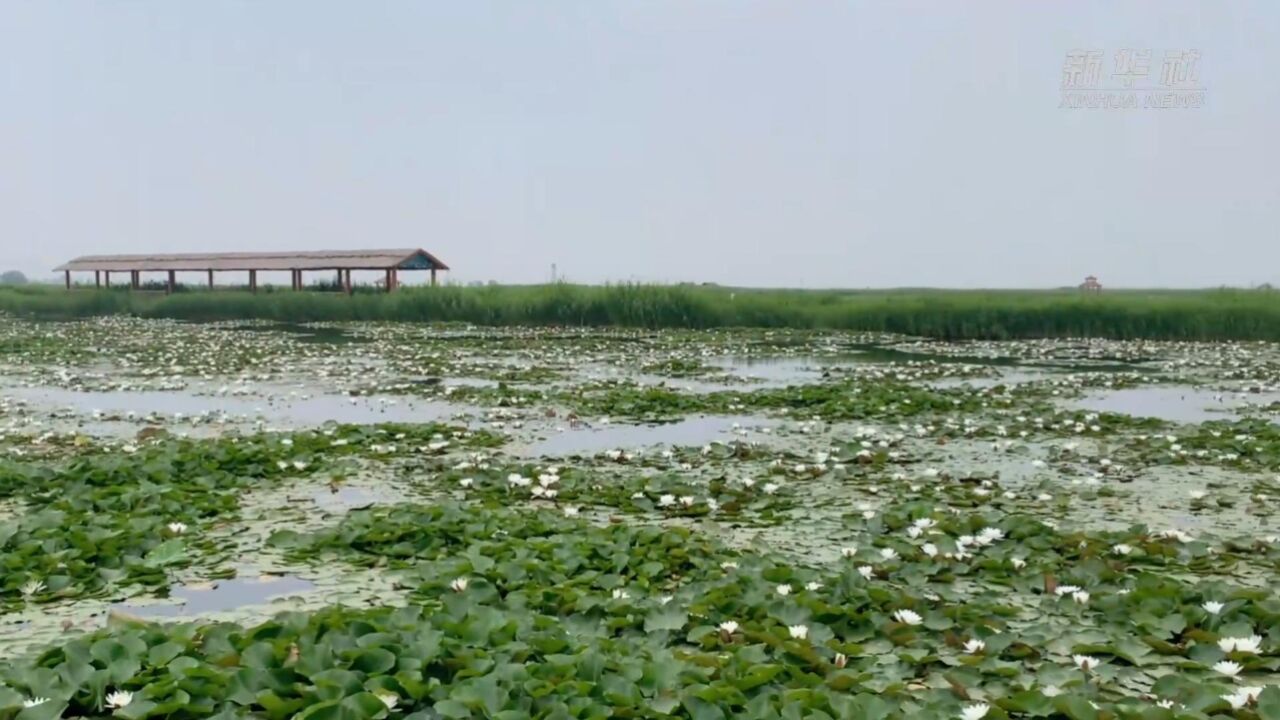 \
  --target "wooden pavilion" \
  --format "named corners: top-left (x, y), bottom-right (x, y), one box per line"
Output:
top-left (53, 249), bottom-right (449, 294)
